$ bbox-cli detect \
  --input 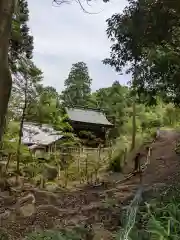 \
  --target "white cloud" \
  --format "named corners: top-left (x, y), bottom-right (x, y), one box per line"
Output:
top-left (28, 0), bottom-right (130, 92)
